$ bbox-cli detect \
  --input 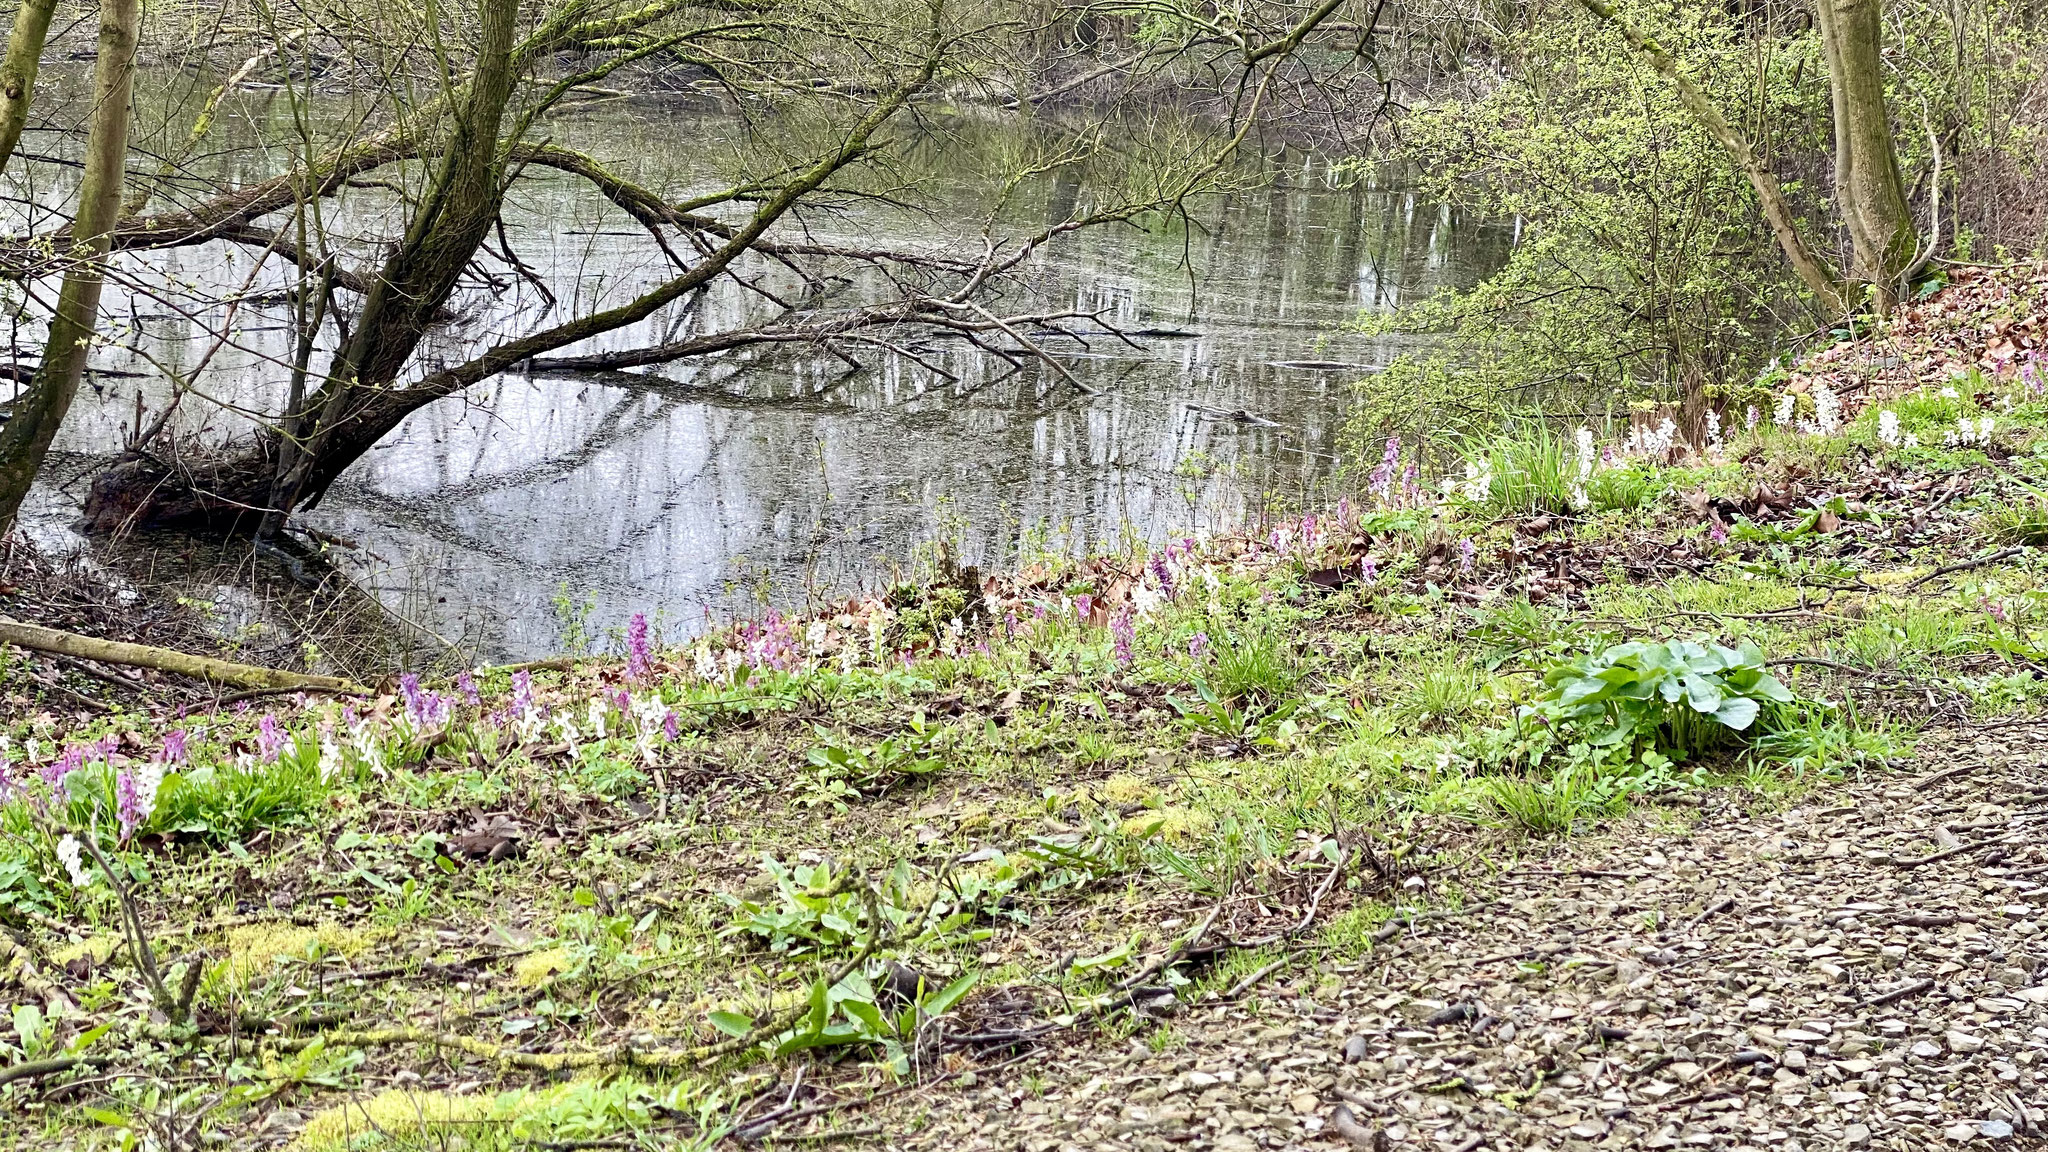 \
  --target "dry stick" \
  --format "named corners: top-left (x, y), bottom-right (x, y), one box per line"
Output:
top-left (1893, 837), bottom-right (2010, 868)
top-left (1900, 545), bottom-right (2029, 591)
top-left (1914, 762), bottom-right (1982, 791)
top-left (1685, 897), bottom-right (1737, 933)
top-left (1860, 977), bottom-right (1935, 1009)
top-left (0, 620), bottom-right (366, 693)
top-left (1224, 958), bottom-right (1289, 999)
